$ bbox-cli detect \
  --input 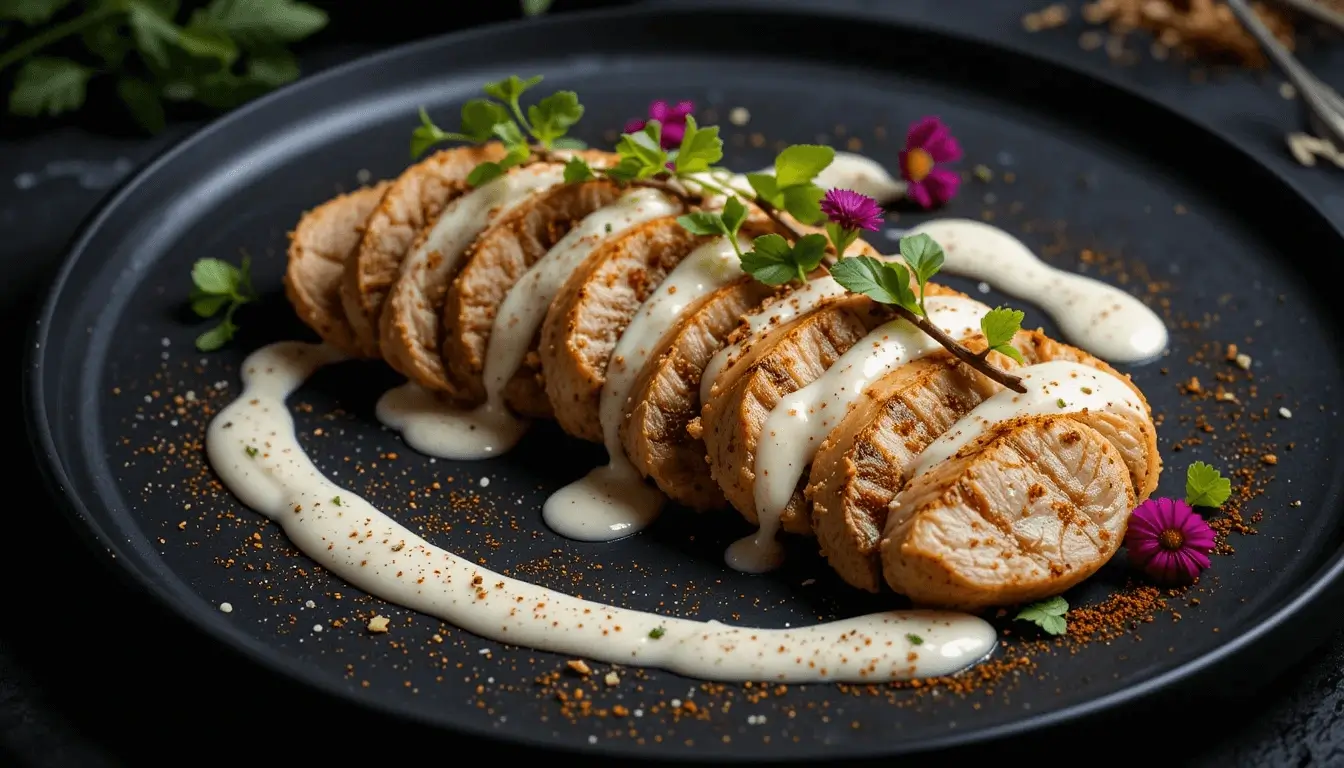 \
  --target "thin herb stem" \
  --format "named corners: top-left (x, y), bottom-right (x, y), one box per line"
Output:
top-left (0, 7), bottom-right (122, 73)
top-left (889, 303), bottom-right (1027, 393)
